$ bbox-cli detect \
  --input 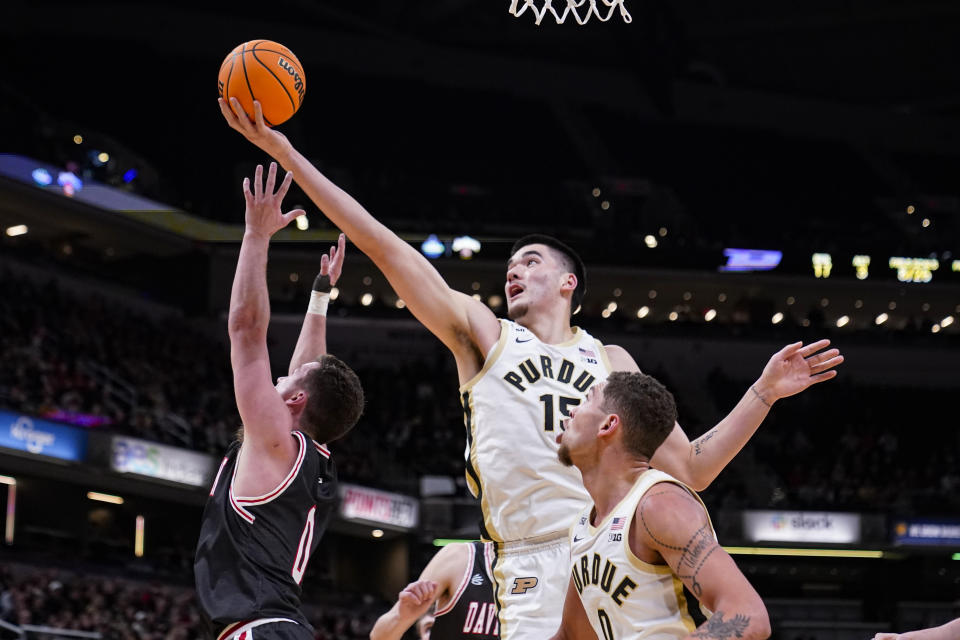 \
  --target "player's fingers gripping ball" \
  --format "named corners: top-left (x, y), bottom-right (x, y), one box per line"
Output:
top-left (218, 40), bottom-right (306, 126)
